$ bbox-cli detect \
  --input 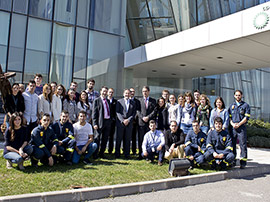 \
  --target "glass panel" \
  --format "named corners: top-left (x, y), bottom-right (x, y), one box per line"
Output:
top-left (73, 78), bottom-right (85, 92)
top-left (76, 0), bottom-right (90, 27)
top-left (54, 0), bottom-right (77, 24)
top-left (24, 18), bottom-right (51, 83)
top-left (242, 81), bottom-right (254, 106)
top-left (90, 0), bottom-right (125, 35)
top-left (228, 0), bottom-right (244, 13)
top-left (261, 71), bottom-right (270, 120)
top-left (0, 0), bottom-right (12, 11)
top-left (220, 73), bottom-right (234, 88)
top-left (170, 0), bottom-right (197, 31)
top-left (244, 0), bottom-right (256, 8)
top-left (13, 0), bottom-right (28, 14)
top-left (232, 72), bottom-right (242, 91)
top-left (152, 18), bottom-right (177, 39)
top-left (127, 19), bottom-right (155, 47)
top-left (147, 0), bottom-right (172, 17)
top-left (0, 12), bottom-right (10, 72)
top-left (220, 0), bottom-right (231, 16)
top-left (250, 69), bottom-right (260, 108)
top-left (127, 0), bottom-right (149, 18)
top-left (220, 88), bottom-right (235, 108)
top-left (74, 27), bottom-right (88, 79)
top-left (8, 14), bottom-right (27, 72)
top-left (208, 0), bottom-right (222, 20)
top-left (197, 0), bottom-right (211, 24)
top-left (29, 0), bottom-right (53, 19)
top-left (50, 23), bottom-right (74, 88)
top-left (87, 31), bottom-right (124, 90)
